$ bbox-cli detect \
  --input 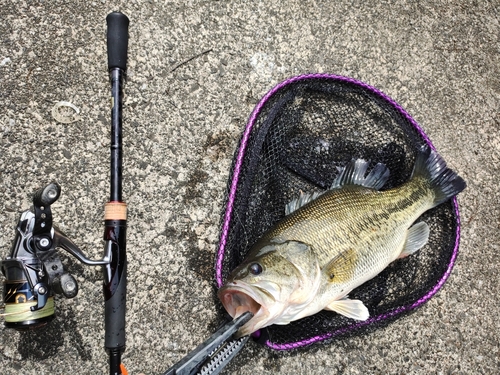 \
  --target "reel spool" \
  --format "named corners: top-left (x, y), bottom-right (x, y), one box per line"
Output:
top-left (2, 275), bottom-right (56, 330)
